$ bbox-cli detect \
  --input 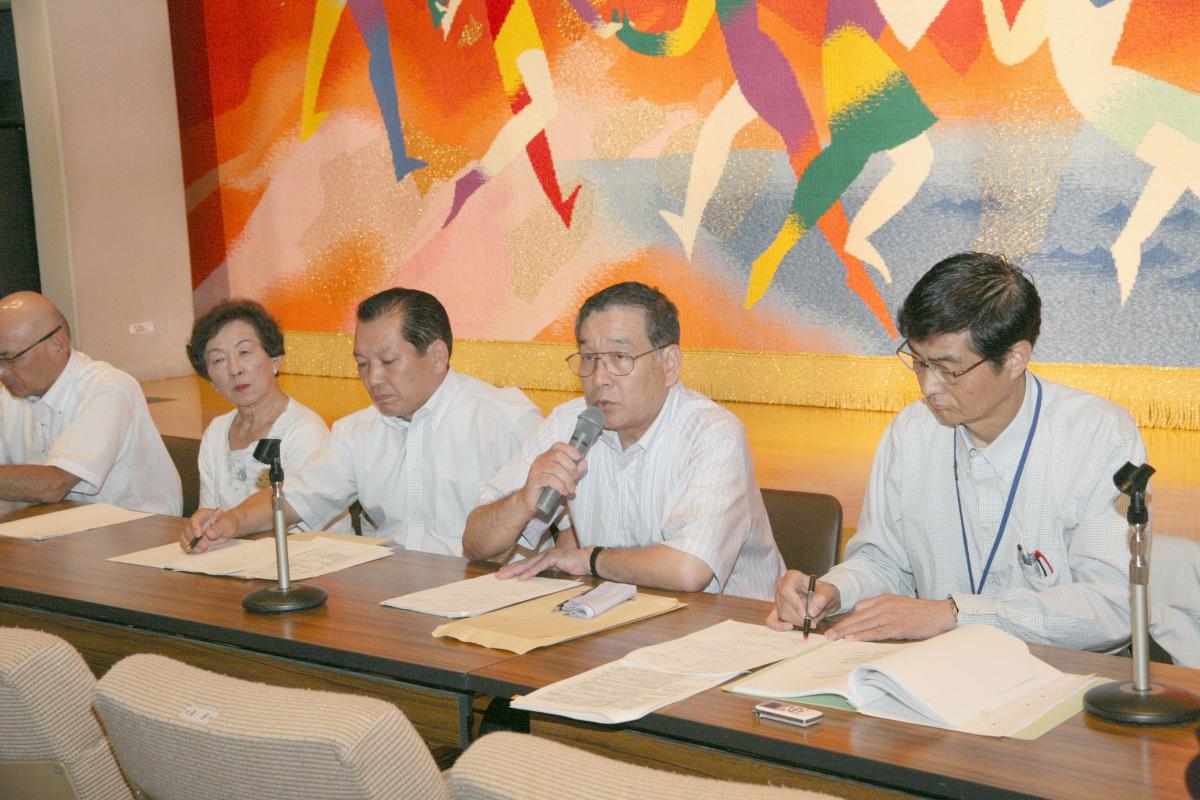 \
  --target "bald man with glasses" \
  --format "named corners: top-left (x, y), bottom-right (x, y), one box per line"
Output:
top-left (0, 292), bottom-right (181, 514)
top-left (770, 253), bottom-right (1145, 651)
top-left (465, 281), bottom-right (784, 601)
